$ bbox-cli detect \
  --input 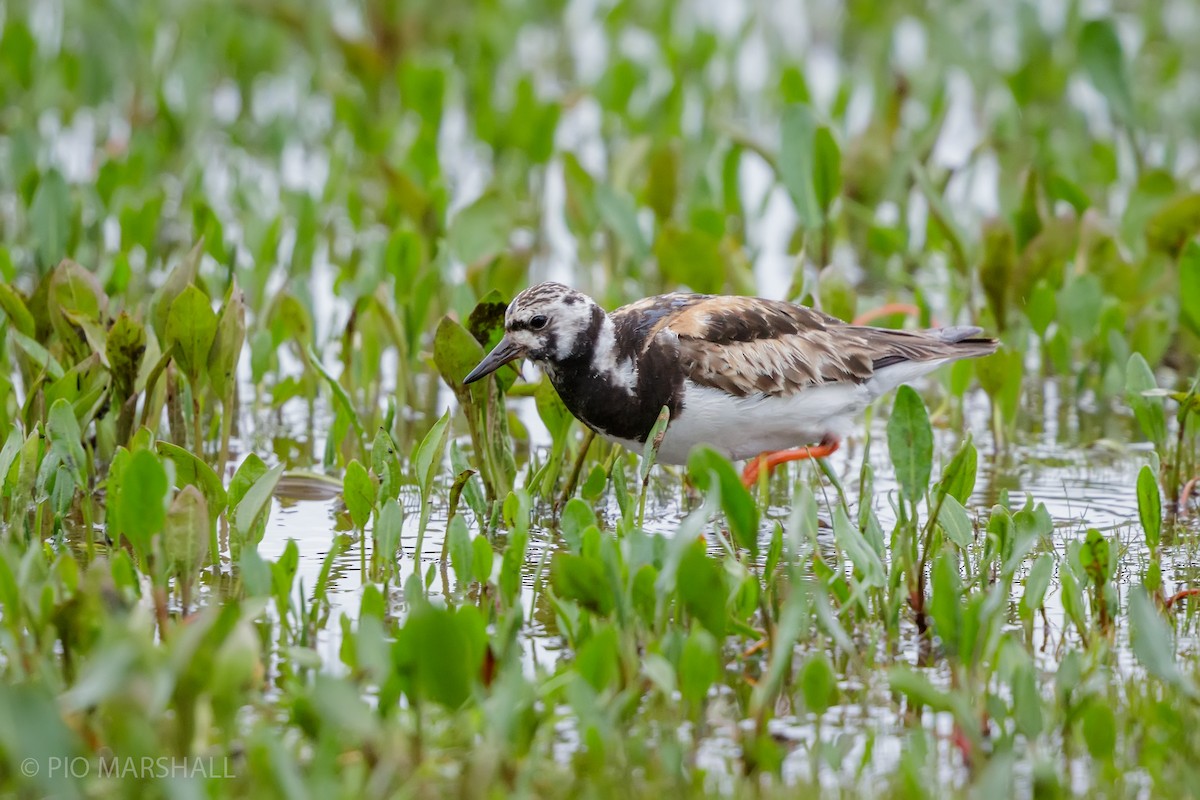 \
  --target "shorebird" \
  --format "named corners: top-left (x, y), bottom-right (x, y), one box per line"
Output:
top-left (463, 282), bottom-right (998, 487)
